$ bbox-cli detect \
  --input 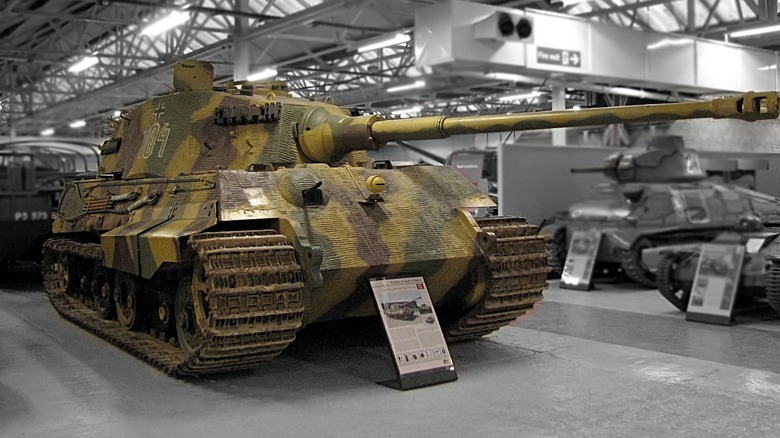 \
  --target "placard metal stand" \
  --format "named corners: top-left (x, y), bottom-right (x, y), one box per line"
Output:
top-left (369, 276), bottom-right (458, 390)
top-left (685, 244), bottom-right (745, 326)
top-left (560, 229), bottom-right (603, 291)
